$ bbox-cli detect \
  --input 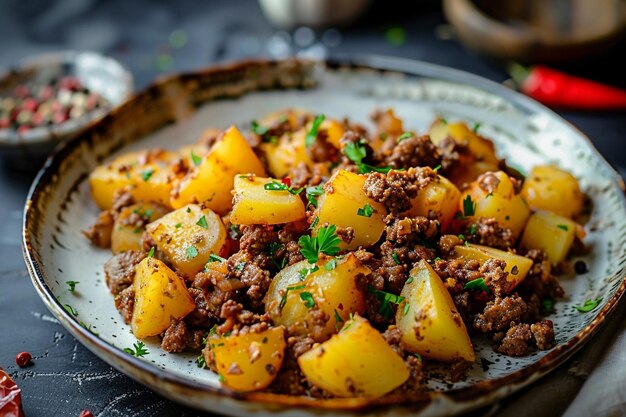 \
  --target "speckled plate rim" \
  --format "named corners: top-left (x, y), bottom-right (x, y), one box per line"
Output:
top-left (22, 56), bottom-right (626, 415)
